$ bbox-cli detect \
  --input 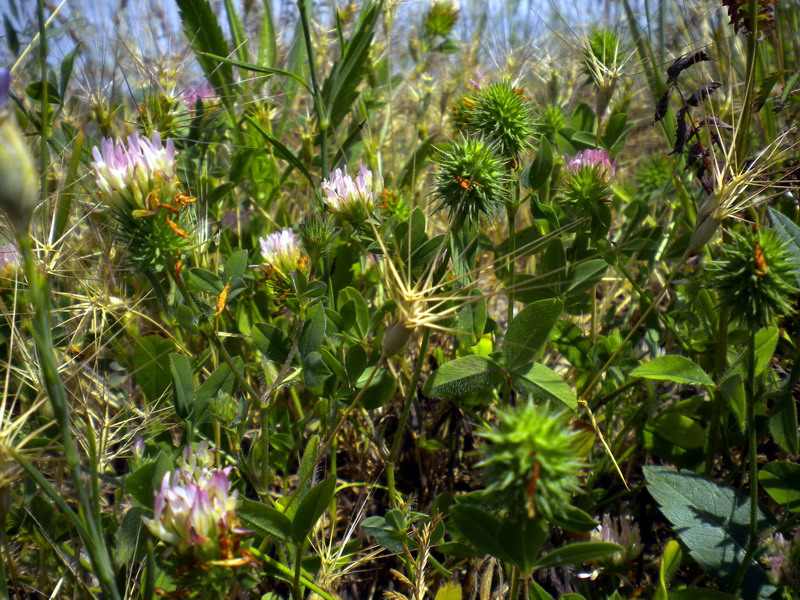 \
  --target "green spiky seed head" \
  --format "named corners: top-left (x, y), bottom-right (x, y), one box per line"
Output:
top-left (423, 1), bottom-right (459, 37)
top-left (636, 155), bottom-right (673, 195)
top-left (450, 95), bottom-right (476, 134)
top-left (434, 136), bottom-right (510, 226)
top-left (477, 401), bottom-right (584, 520)
top-left (465, 82), bottom-right (536, 161)
top-left (707, 226), bottom-right (799, 329)
top-left (536, 103), bottom-right (565, 140)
